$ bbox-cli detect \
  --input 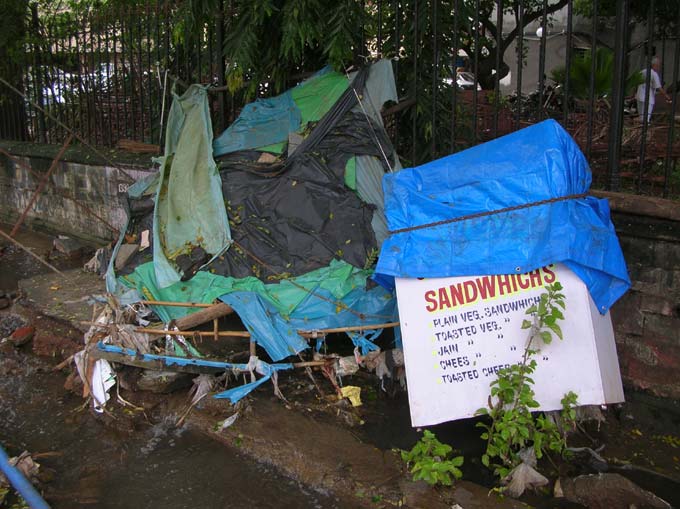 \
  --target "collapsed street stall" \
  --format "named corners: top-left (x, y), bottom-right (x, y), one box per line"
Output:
top-left (78, 60), bottom-right (405, 409)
